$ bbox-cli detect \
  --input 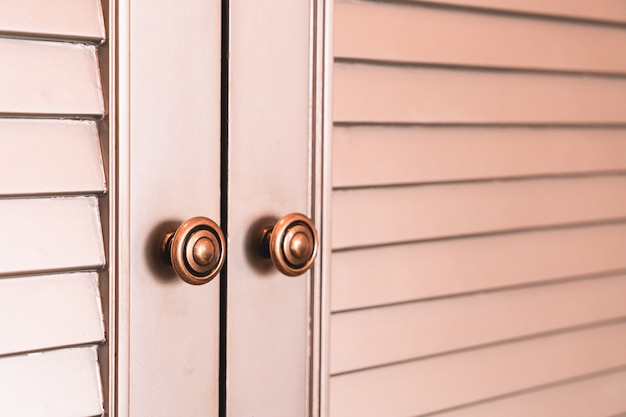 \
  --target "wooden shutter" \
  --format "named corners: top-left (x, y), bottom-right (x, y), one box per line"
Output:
top-left (329, 1), bottom-right (626, 416)
top-left (0, 2), bottom-right (107, 416)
